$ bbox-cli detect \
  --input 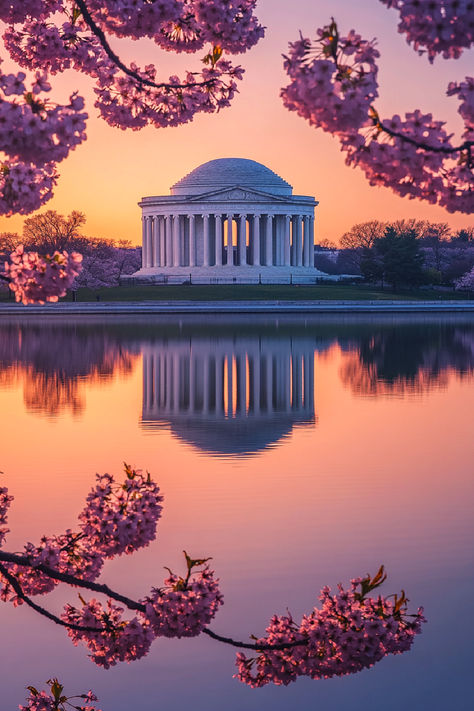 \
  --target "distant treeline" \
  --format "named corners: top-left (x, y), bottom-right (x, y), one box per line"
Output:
top-left (316, 220), bottom-right (474, 290)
